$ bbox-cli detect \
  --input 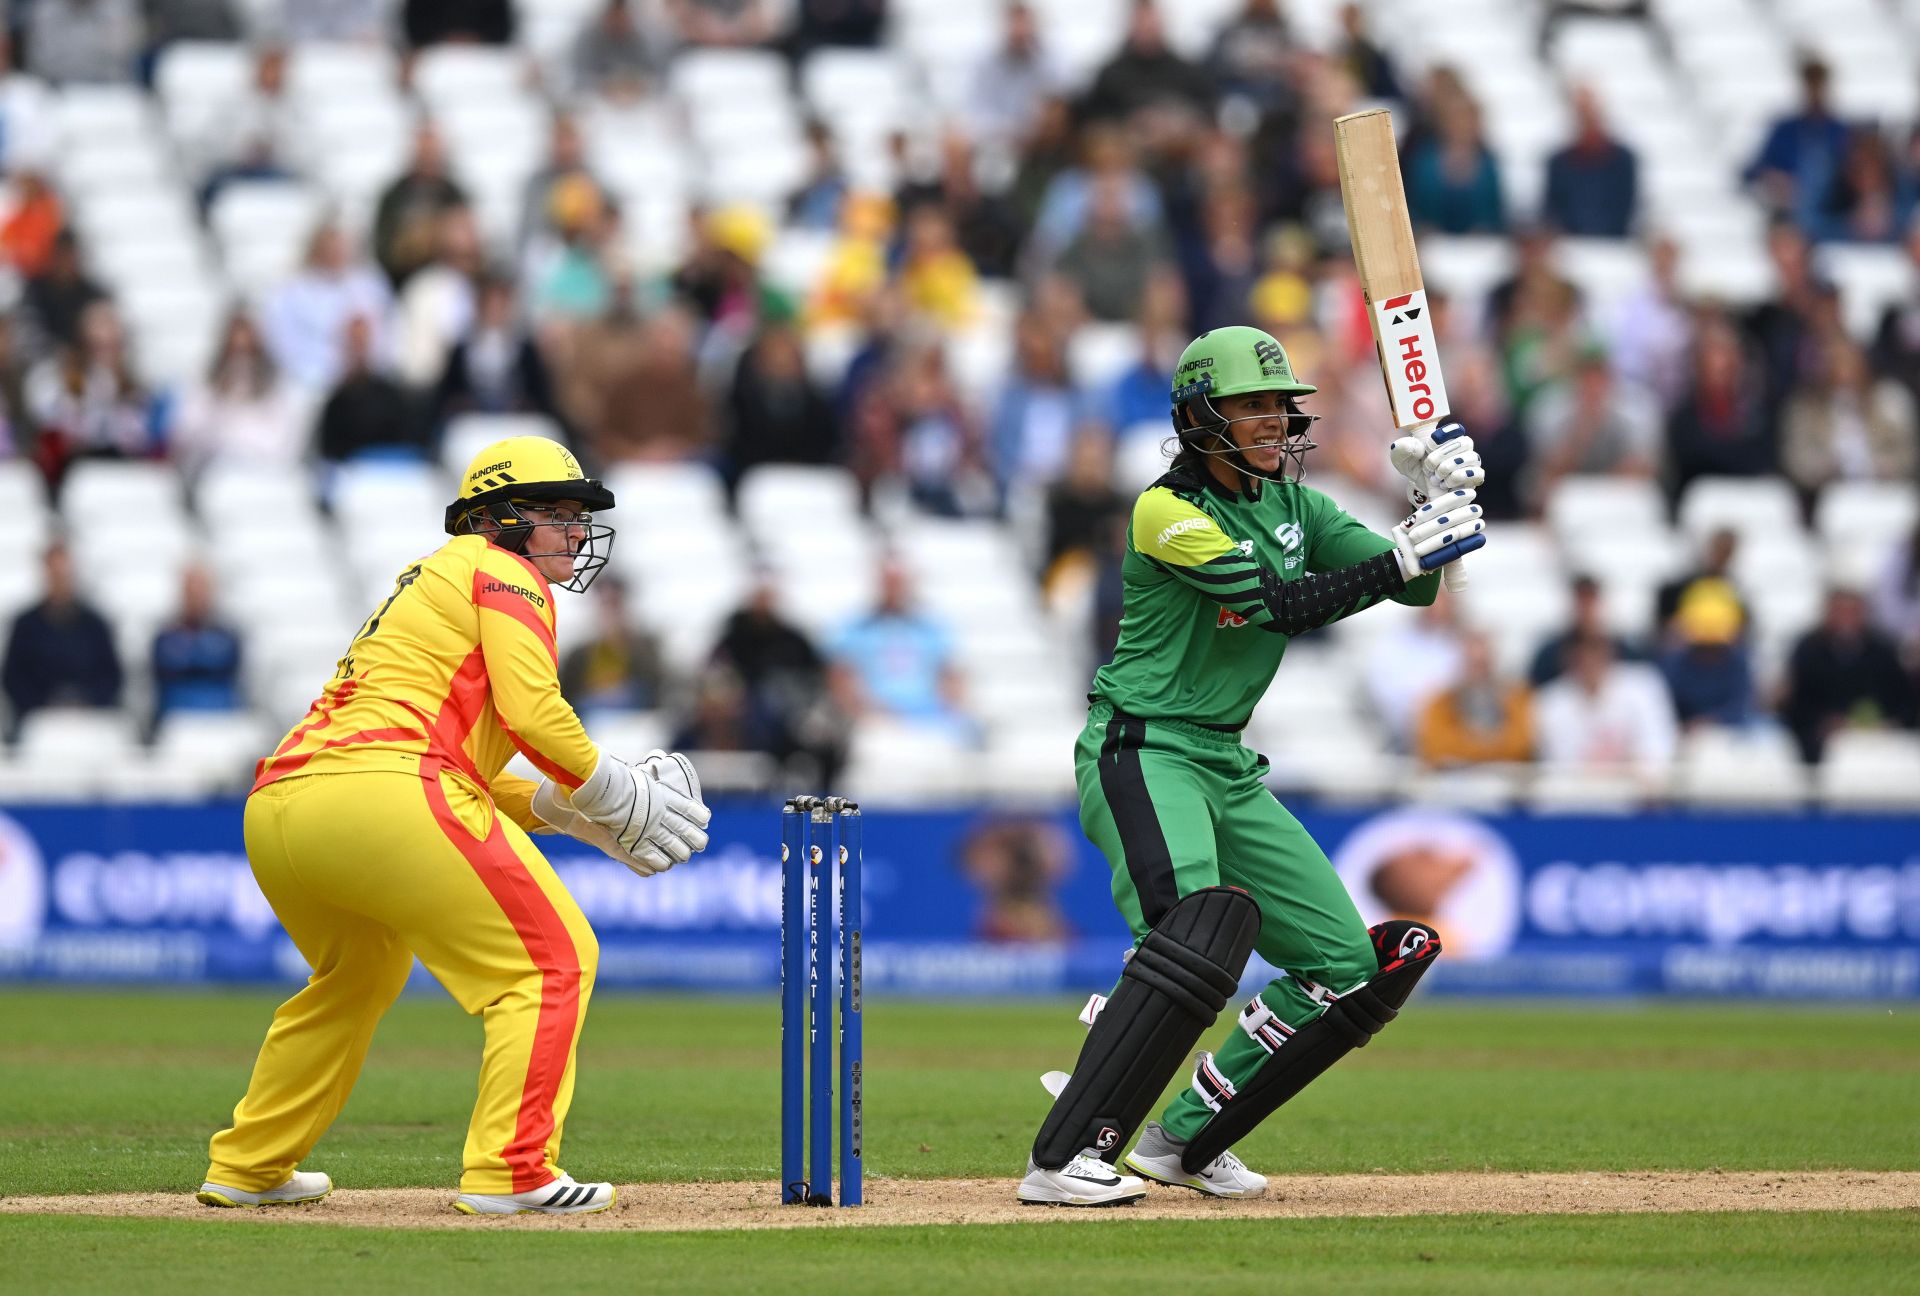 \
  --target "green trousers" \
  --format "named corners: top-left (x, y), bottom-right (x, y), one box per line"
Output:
top-left (1075, 701), bottom-right (1377, 1143)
